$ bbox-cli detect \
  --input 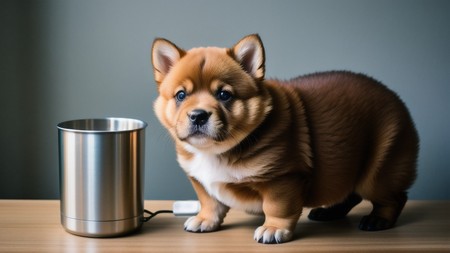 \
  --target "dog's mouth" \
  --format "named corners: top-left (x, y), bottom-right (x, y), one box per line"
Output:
top-left (187, 126), bottom-right (210, 139)
top-left (177, 123), bottom-right (227, 146)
